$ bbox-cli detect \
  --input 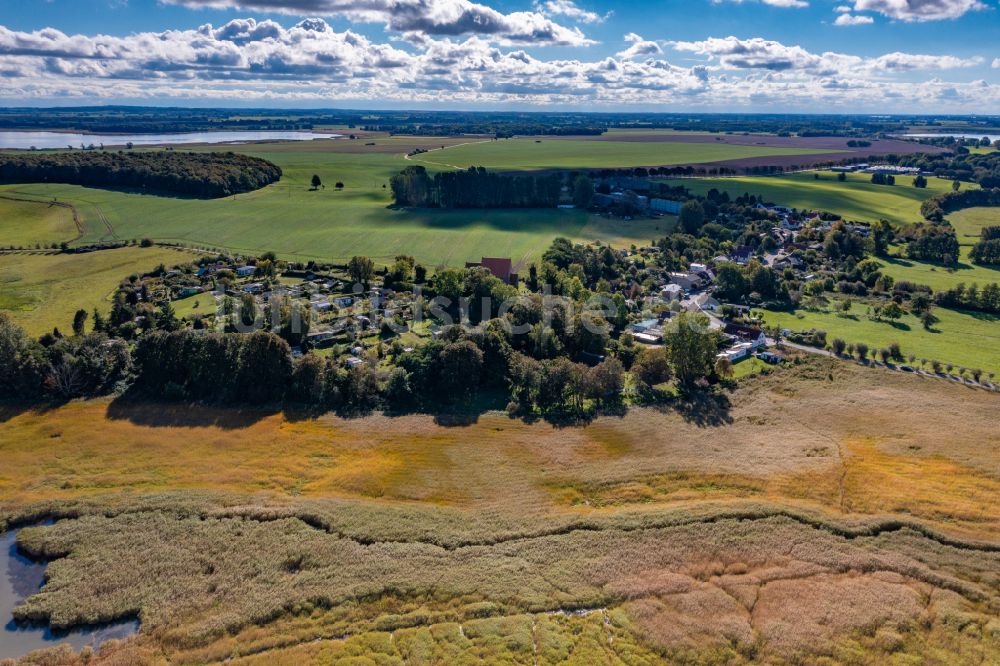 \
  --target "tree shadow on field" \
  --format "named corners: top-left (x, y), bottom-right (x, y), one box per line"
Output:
top-left (0, 400), bottom-right (70, 425)
top-left (657, 390), bottom-right (733, 428)
top-left (105, 395), bottom-right (275, 430)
